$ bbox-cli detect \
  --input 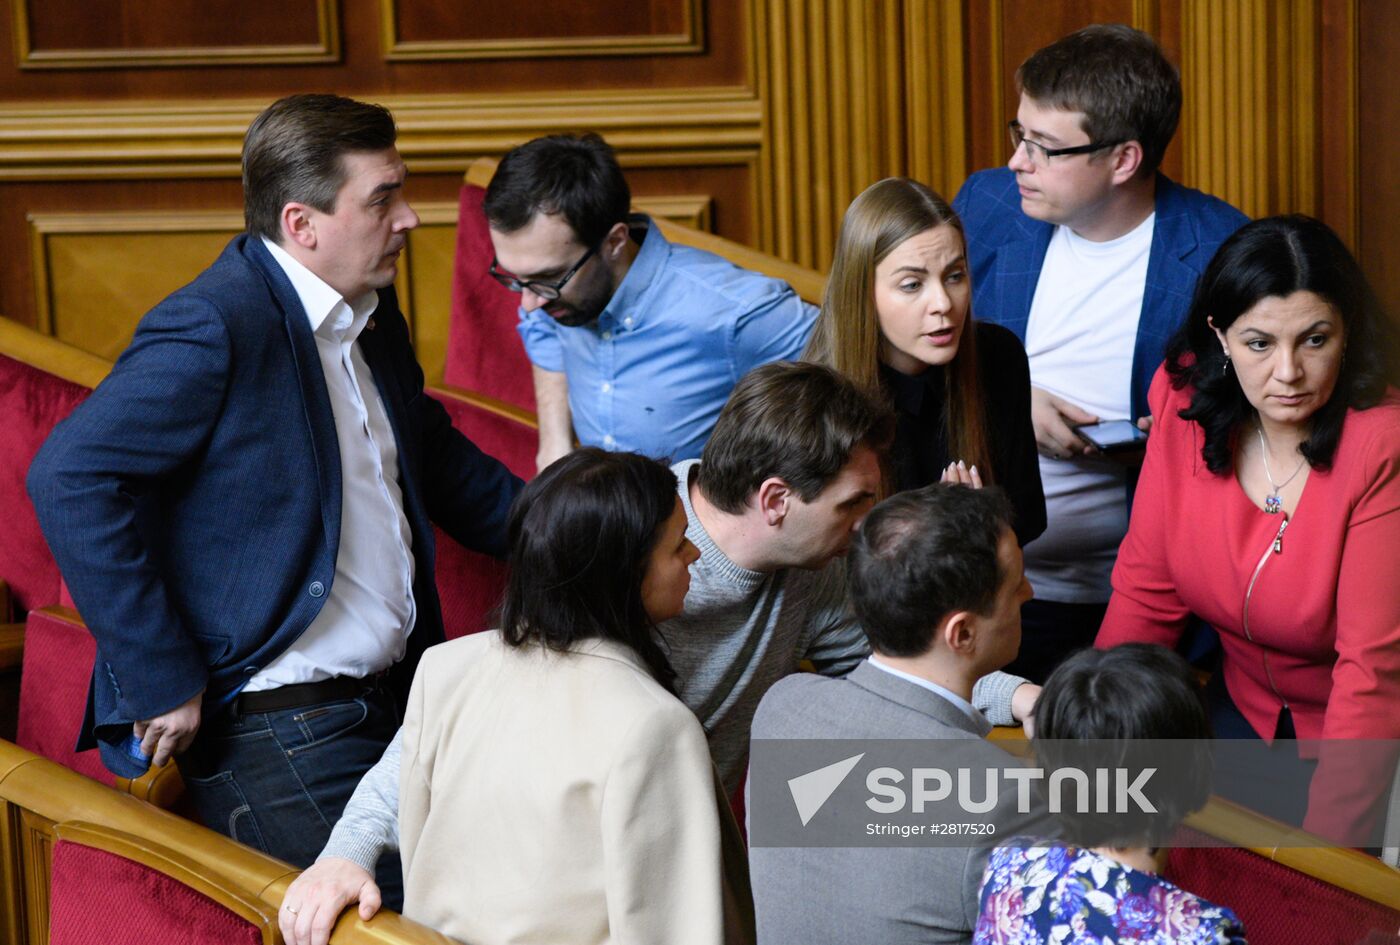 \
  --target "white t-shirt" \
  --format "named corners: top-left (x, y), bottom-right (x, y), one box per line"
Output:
top-left (1021, 213), bottom-right (1155, 602)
